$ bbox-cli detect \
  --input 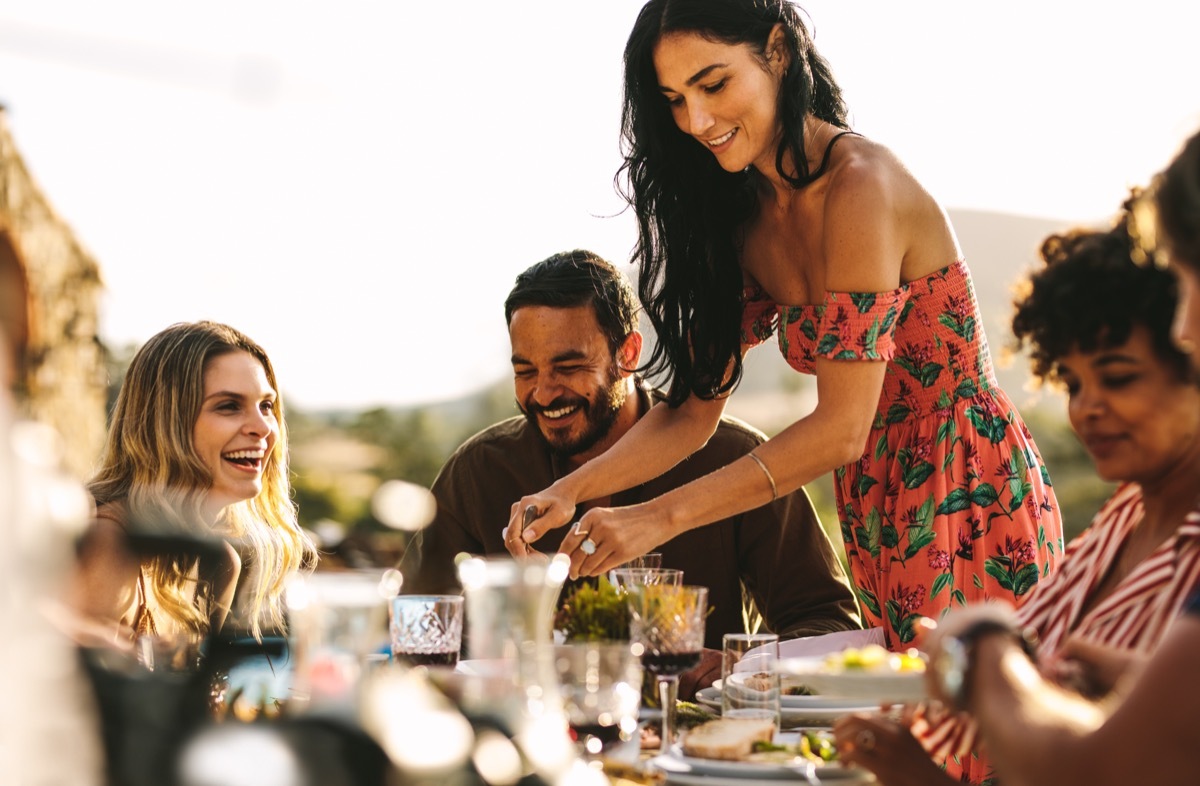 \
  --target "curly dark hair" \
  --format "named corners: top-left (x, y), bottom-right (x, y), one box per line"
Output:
top-left (1011, 214), bottom-right (1188, 384)
top-left (619, 0), bottom-right (848, 406)
top-left (1157, 128), bottom-right (1200, 273)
